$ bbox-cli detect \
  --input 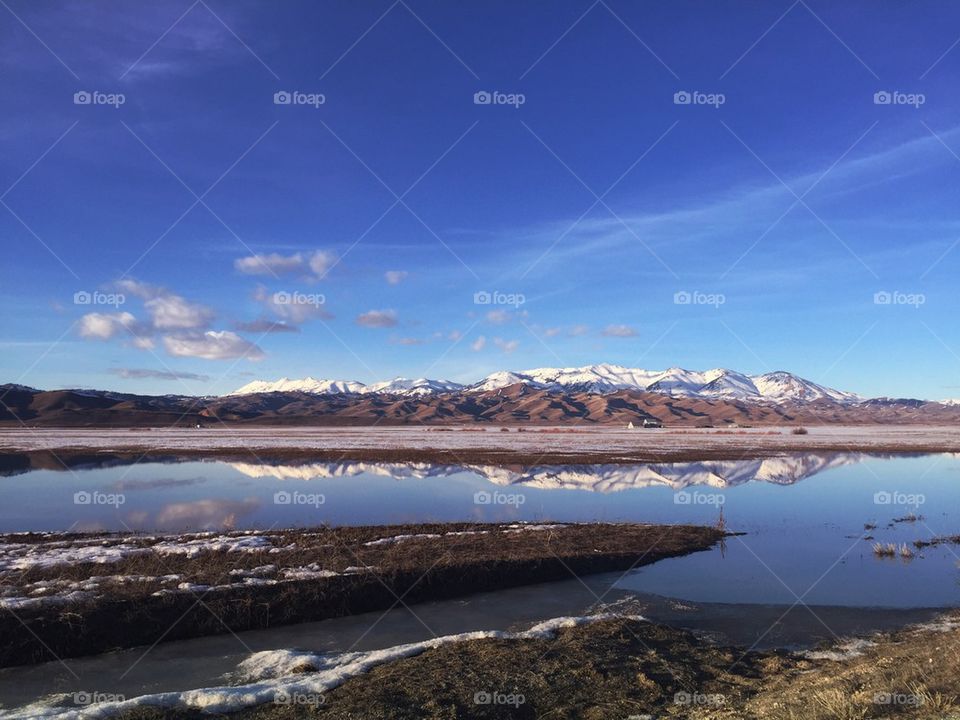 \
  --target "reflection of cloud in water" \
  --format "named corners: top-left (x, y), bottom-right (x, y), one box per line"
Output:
top-left (154, 498), bottom-right (260, 530)
top-left (228, 454), bottom-right (866, 492)
top-left (111, 477), bottom-right (206, 491)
